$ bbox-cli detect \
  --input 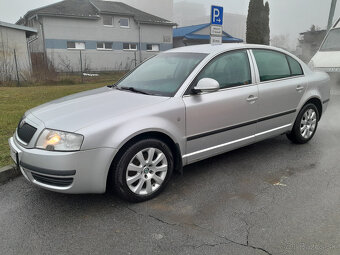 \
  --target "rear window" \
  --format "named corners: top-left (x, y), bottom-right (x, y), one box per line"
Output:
top-left (253, 50), bottom-right (291, 82)
top-left (253, 50), bottom-right (303, 82)
top-left (287, 56), bottom-right (303, 76)
top-left (320, 28), bottom-right (340, 51)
